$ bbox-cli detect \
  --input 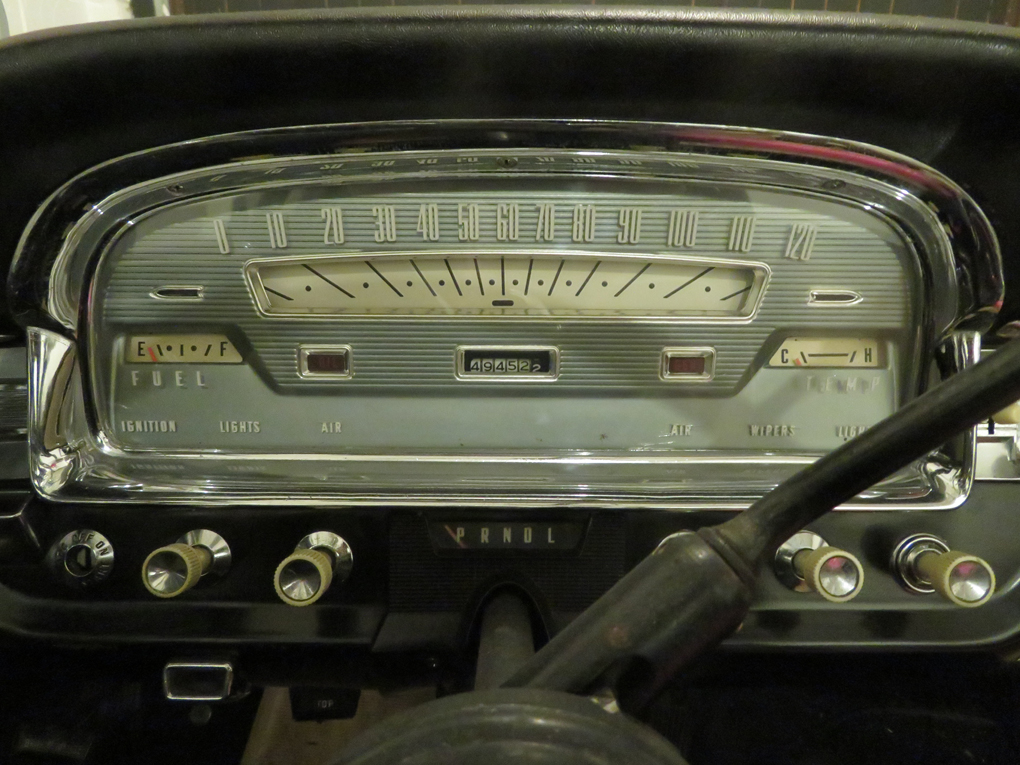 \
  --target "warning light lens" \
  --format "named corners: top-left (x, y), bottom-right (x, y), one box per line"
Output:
top-left (299, 346), bottom-right (352, 378)
top-left (307, 353), bottom-right (347, 374)
top-left (668, 356), bottom-right (706, 376)
top-left (661, 349), bottom-right (715, 381)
